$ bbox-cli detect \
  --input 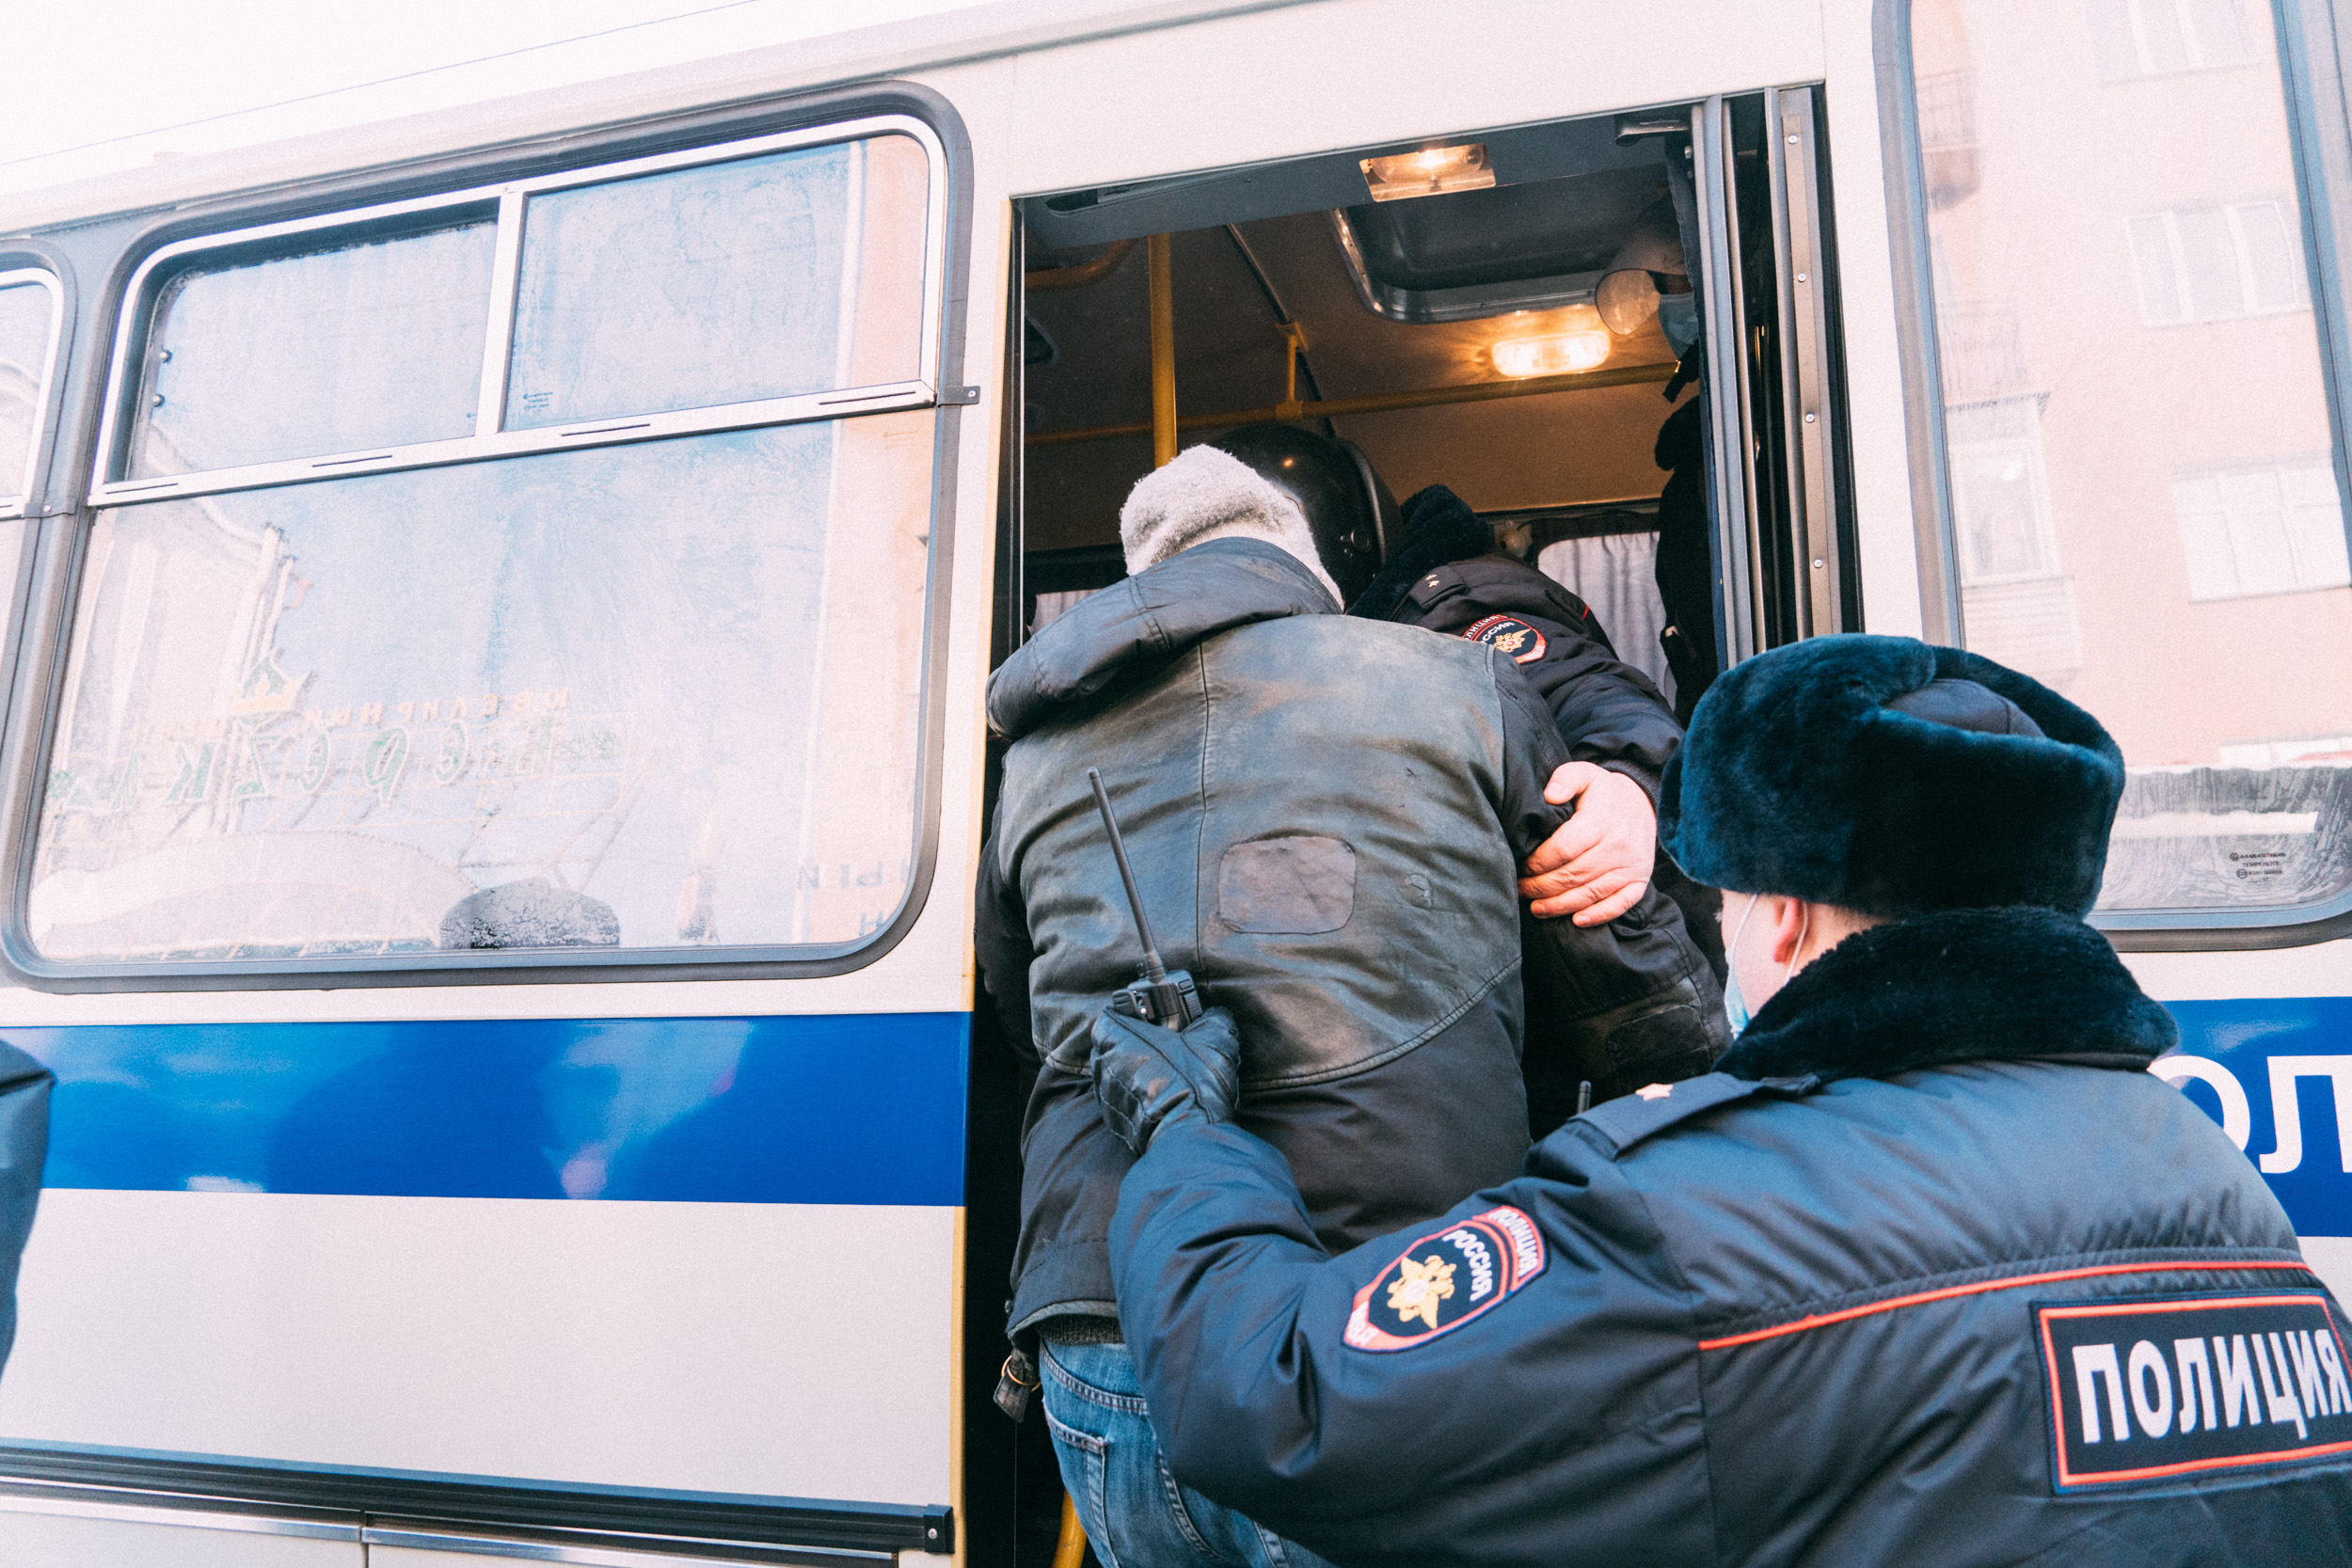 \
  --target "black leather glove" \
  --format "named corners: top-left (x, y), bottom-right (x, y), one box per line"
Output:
top-left (1089, 1006), bottom-right (1243, 1156)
